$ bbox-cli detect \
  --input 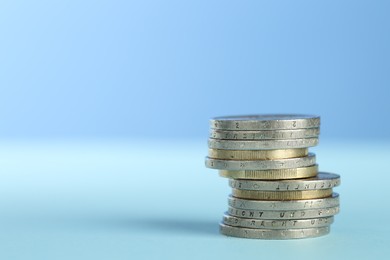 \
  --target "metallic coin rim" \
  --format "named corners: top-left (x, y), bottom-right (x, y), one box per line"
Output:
top-left (222, 214), bottom-right (334, 229)
top-left (228, 193), bottom-right (340, 210)
top-left (229, 172), bottom-right (340, 191)
top-left (208, 138), bottom-right (318, 150)
top-left (232, 188), bottom-right (333, 200)
top-left (208, 148), bottom-right (308, 160)
top-left (210, 128), bottom-right (320, 140)
top-left (211, 114), bottom-right (320, 131)
top-left (205, 153), bottom-right (316, 170)
top-left (219, 223), bottom-right (330, 239)
top-left (227, 206), bottom-right (340, 220)
top-left (219, 165), bottom-right (319, 180)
